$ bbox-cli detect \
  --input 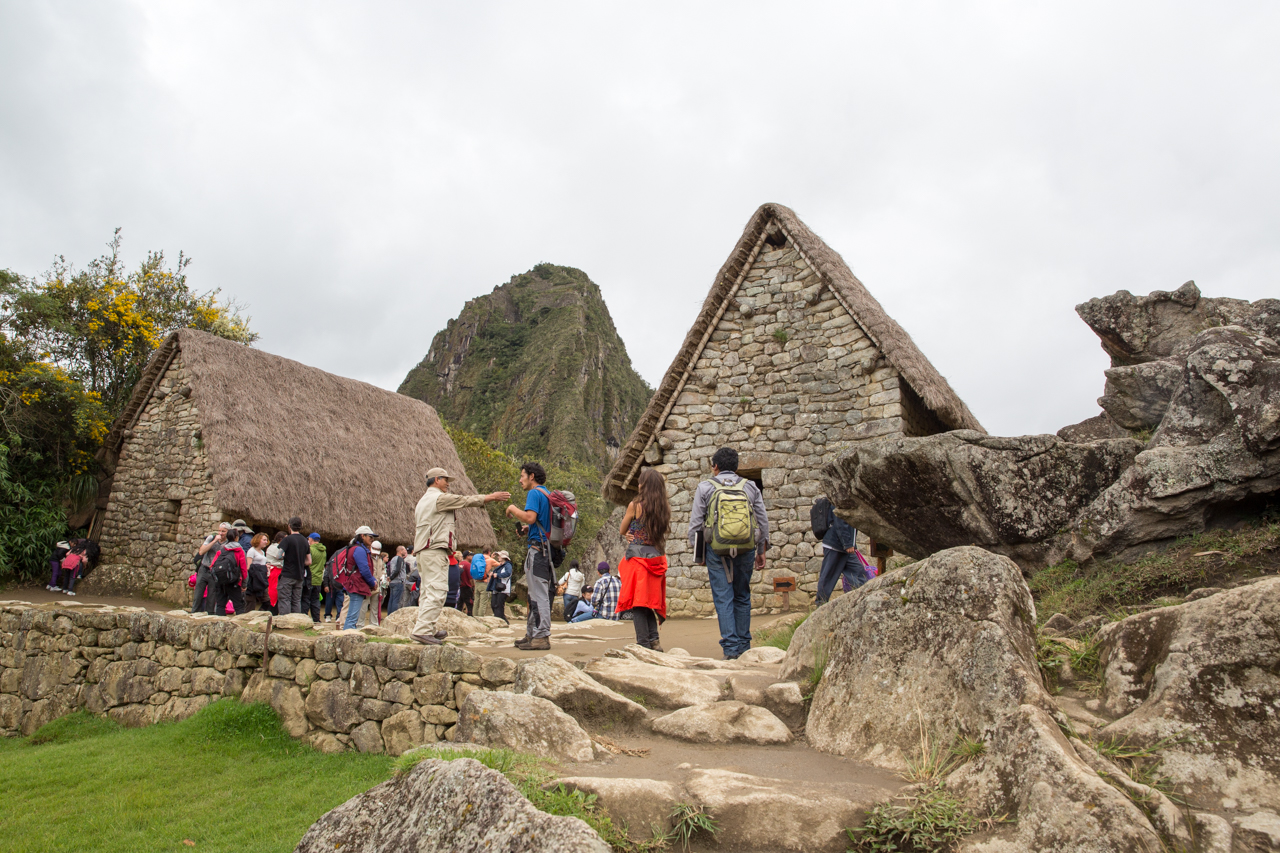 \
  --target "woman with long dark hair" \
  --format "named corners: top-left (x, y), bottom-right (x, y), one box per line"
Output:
top-left (617, 467), bottom-right (671, 651)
